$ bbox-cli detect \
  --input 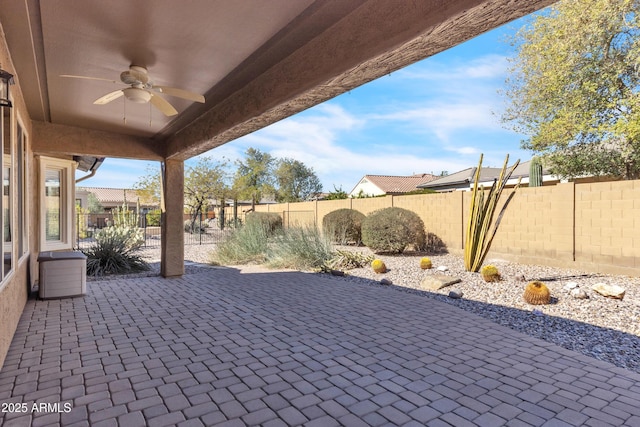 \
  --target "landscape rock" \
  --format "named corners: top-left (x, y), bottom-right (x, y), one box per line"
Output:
top-left (436, 266), bottom-right (449, 272)
top-left (592, 283), bottom-right (625, 300)
top-left (380, 278), bottom-right (393, 286)
top-left (570, 288), bottom-right (588, 299)
top-left (448, 289), bottom-right (463, 299)
top-left (420, 274), bottom-right (461, 291)
top-left (563, 281), bottom-right (579, 292)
